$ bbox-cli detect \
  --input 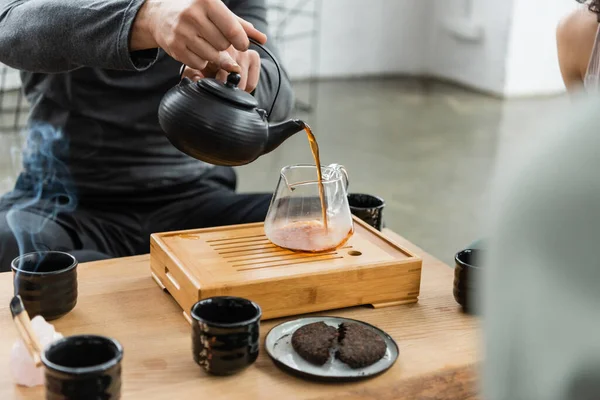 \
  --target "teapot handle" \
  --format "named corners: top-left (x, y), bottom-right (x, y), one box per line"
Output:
top-left (176, 38), bottom-right (282, 121)
top-left (249, 38), bottom-right (282, 121)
